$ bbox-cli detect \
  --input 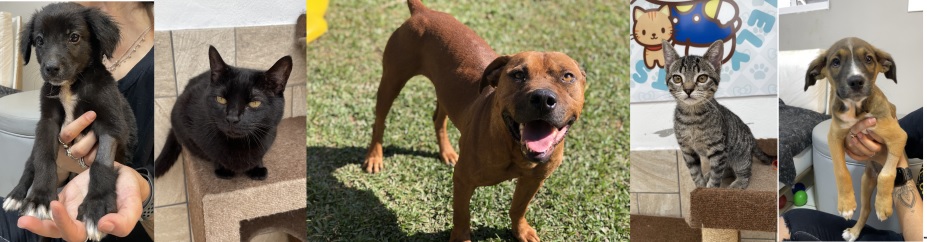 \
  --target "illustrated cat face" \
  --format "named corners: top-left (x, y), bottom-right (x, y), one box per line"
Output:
top-left (633, 6), bottom-right (673, 47)
top-left (206, 46), bottom-right (292, 138)
top-left (663, 40), bottom-right (724, 105)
